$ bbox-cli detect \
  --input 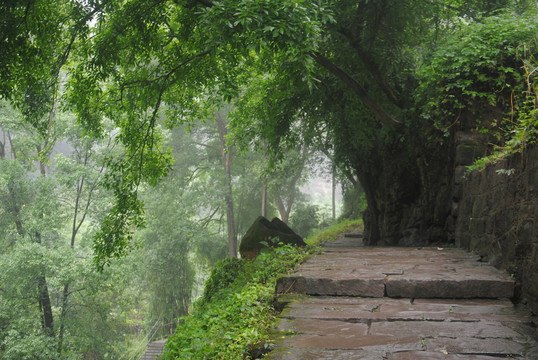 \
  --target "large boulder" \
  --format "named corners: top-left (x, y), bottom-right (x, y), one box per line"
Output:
top-left (239, 216), bottom-right (306, 259)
